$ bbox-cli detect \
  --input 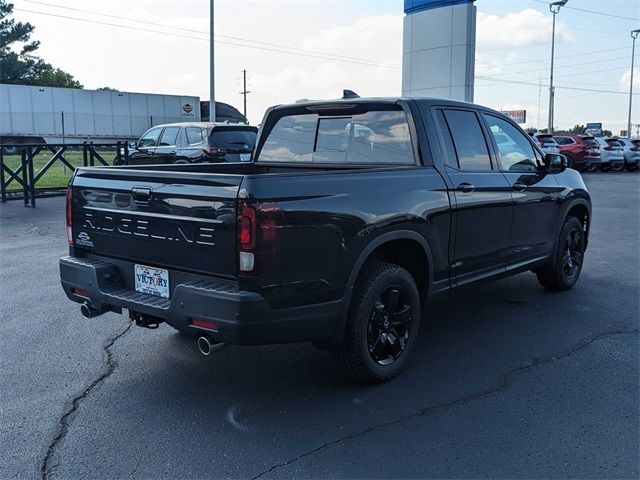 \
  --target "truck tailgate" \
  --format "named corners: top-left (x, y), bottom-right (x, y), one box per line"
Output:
top-left (70, 167), bottom-right (242, 277)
